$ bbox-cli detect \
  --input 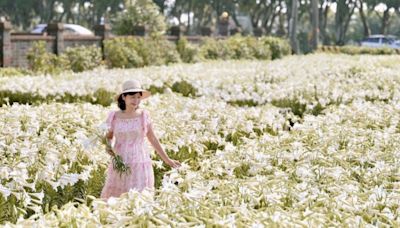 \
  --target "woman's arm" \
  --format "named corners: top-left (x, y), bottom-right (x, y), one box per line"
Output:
top-left (146, 125), bottom-right (180, 168)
